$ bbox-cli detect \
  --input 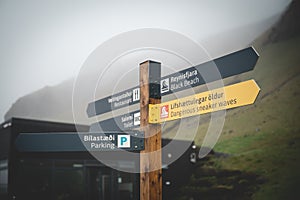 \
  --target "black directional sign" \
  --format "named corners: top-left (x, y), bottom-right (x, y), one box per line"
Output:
top-left (80, 131), bottom-right (144, 151)
top-left (90, 110), bottom-right (140, 132)
top-left (16, 131), bottom-right (144, 152)
top-left (87, 86), bottom-right (140, 117)
top-left (87, 47), bottom-right (259, 117)
top-left (159, 47), bottom-right (259, 96)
